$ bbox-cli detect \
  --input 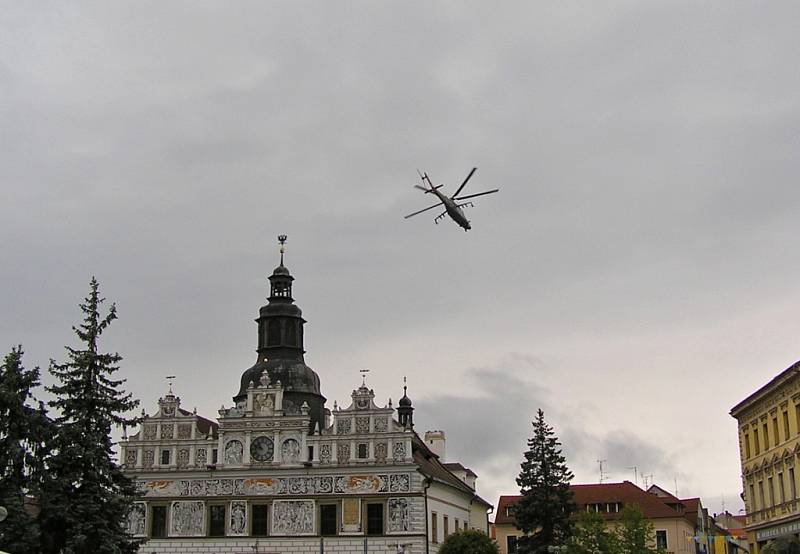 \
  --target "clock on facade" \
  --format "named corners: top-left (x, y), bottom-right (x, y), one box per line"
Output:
top-left (356, 398), bottom-right (369, 409)
top-left (250, 436), bottom-right (274, 462)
